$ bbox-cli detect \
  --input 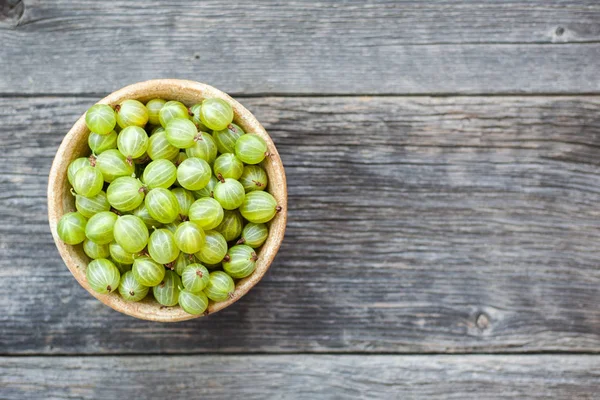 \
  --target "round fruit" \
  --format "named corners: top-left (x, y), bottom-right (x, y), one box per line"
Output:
top-left (185, 131), bottom-right (217, 164)
top-left (213, 178), bottom-right (245, 210)
top-left (213, 153), bottom-right (244, 180)
top-left (195, 230), bottom-right (227, 265)
top-left (67, 157), bottom-right (91, 185)
top-left (57, 212), bottom-right (88, 245)
top-left (95, 149), bottom-right (135, 183)
top-left (159, 100), bottom-right (190, 128)
top-left (188, 197), bottom-right (224, 230)
top-left (116, 99), bottom-right (148, 128)
top-left (85, 211), bottom-right (118, 244)
top-left (106, 176), bottom-right (145, 212)
top-left (181, 263), bottom-right (210, 293)
top-left (213, 123), bottom-right (244, 154)
top-left (147, 130), bottom-right (180, 161)
top-left (239, 191), bottom-right (280, 223)
top-left (193, 175), bottom-right (218, 199)
top-left (86, 258), bottom-right (120, 294)
top-left (88, 131), bottom-right (117, 154)
top-left (148, 228), bottom-right (180, 264)
top-left (113, 215), bottom-right (149, 253)
top-left (132, 256), bottom-right (165, 287)
top-left (171, 188), bottom-right (195, 217)
top-left (119, 270), bottom-right (149, 302)
top-left (174, 221), bottom-right (206, 254)
top-left (177, 157), bottom-right (212, 191)
top-left (83, 239), bottom-right (110, 259)
top-left (215, 210), bottom-right (243, 242)
top-left (73, 166), bottom-right (103, 197)
top-left (235, 134), bottom-right (268, 164)
top-left (145, 188), bottom-right (180, 224)
top-left (153, 270), bottom-right (181, 306)
top-left (203, 271), bottom-right (235, 302)
top-left (109, 241), bottom-right (135, 265)
top-left (117, 126), bottom-right (149, 161)
top-left (199, 98), bottom-right (234, 131)
top-left (179, 289), bottom-right (208, 315)
top-left (165, 118), bottom-right (198, 149)
top-left (223, 244), bottom-right (257, 279)
top-left (132, 203), bottom-right (162, 229)
top-left (238, 223), bottom-right (269, 248)
top-left (85, 104), bottom-right (116, 135)
top-left (189, 103), bottom-right (210, 132)
top-left (142, 159), bottom-right (177, 189)
top-left (239, 165), bottom-right (268, 192)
